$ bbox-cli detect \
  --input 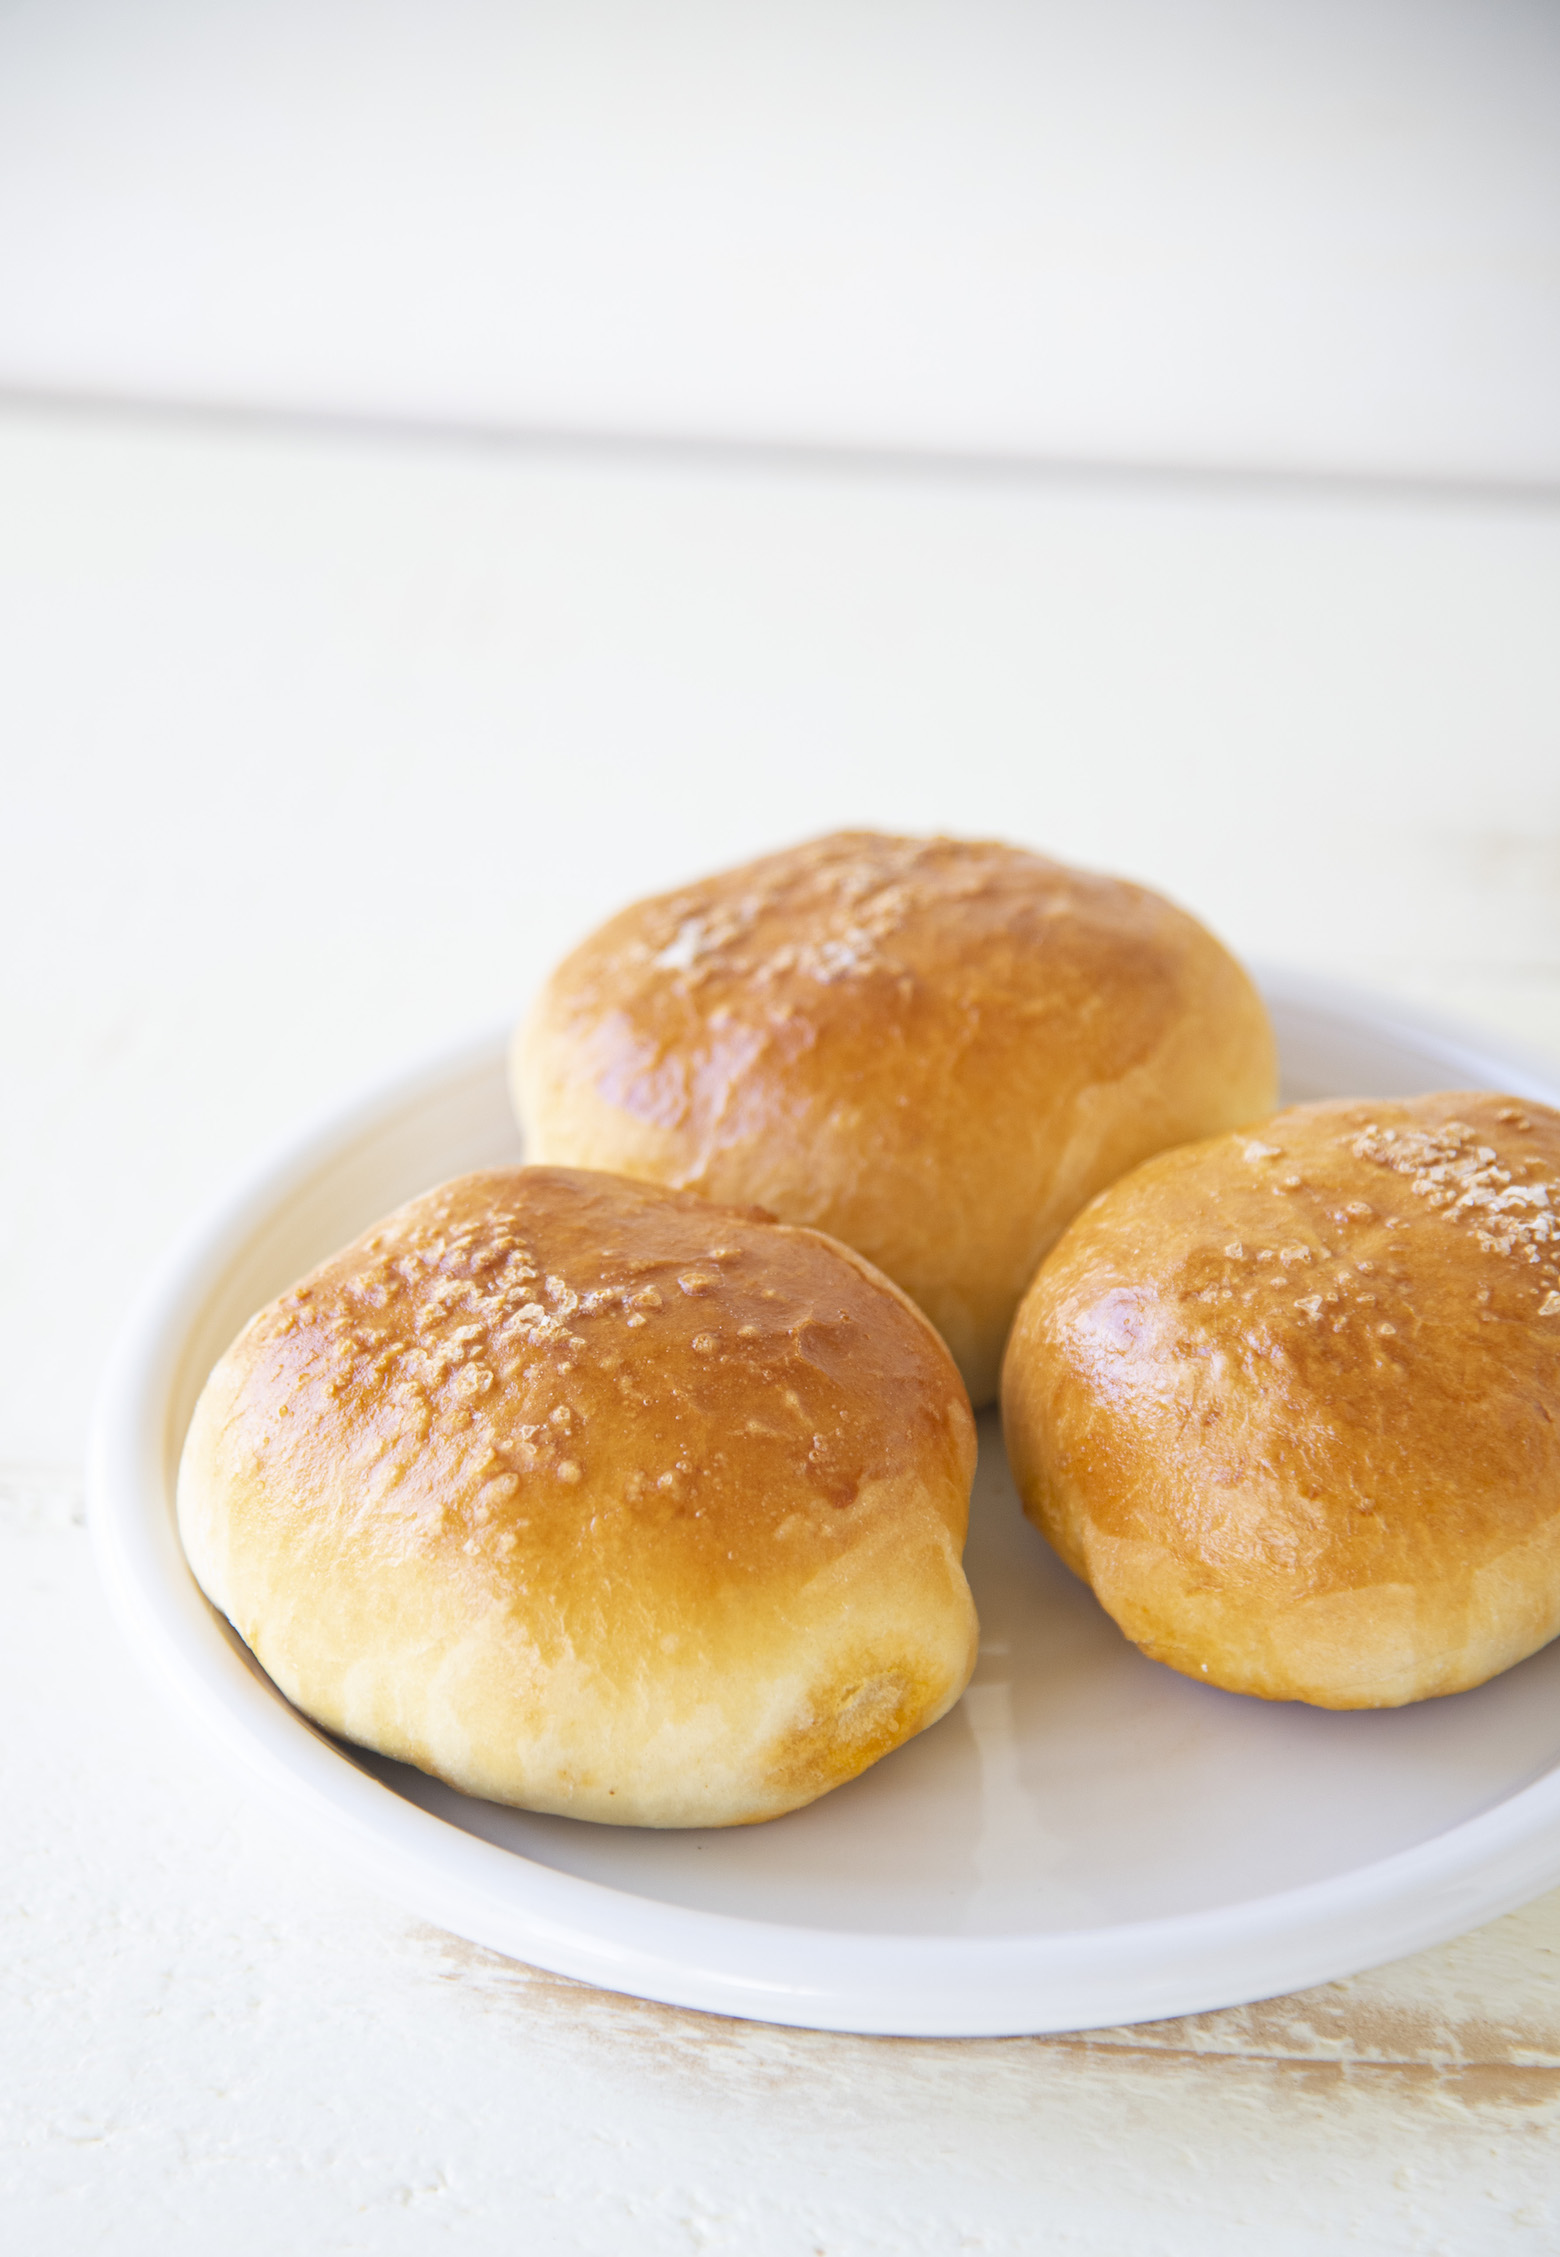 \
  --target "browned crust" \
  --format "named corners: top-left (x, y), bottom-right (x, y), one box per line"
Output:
top-left (178, 1166), bottom-right (979, 1825)
top-left (515, 831), bottom-right (1277, 1404)
top-left (1001, 1093), bottom-right (1560, 1707)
